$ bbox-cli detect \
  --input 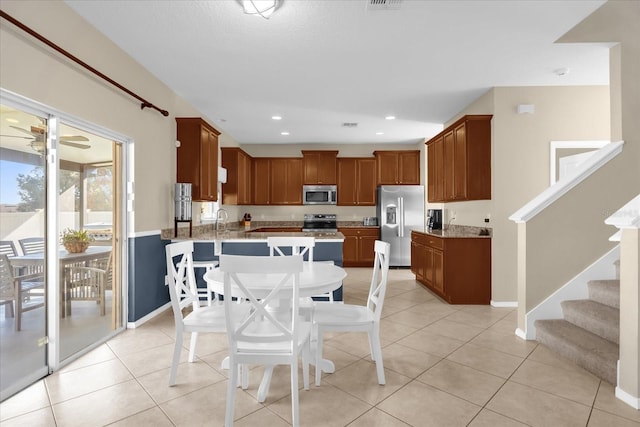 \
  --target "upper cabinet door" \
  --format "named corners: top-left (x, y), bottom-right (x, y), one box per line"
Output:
top-left (253, 158), bottom-right (271, 205)
top-left (176, 118), bottom-right (220, 201)
top-left (302, 151), bottom-right (338, 184)
top-left (374, 150), bottom-right (420, 185)
top-left (270, 158), bottom-right (303, 205)
top-left (398, 151), bottom-right (420, 184)
top-left (221, 147), bottom-right (252, 205)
